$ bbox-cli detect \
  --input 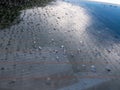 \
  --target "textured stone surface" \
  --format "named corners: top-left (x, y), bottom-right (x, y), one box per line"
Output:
top-left (0, 0), bottom-right (120, 90)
